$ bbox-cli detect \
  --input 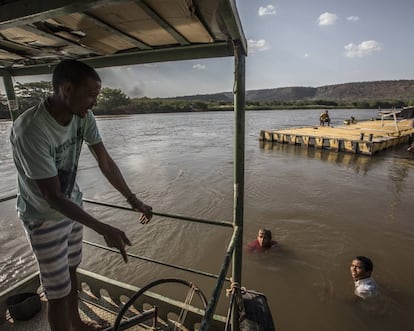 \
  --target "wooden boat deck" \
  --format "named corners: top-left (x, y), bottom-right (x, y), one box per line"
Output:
top-left (2, 294), bottom-right (134, 331)
top-left (259, 119), bottom-right (414, 155)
